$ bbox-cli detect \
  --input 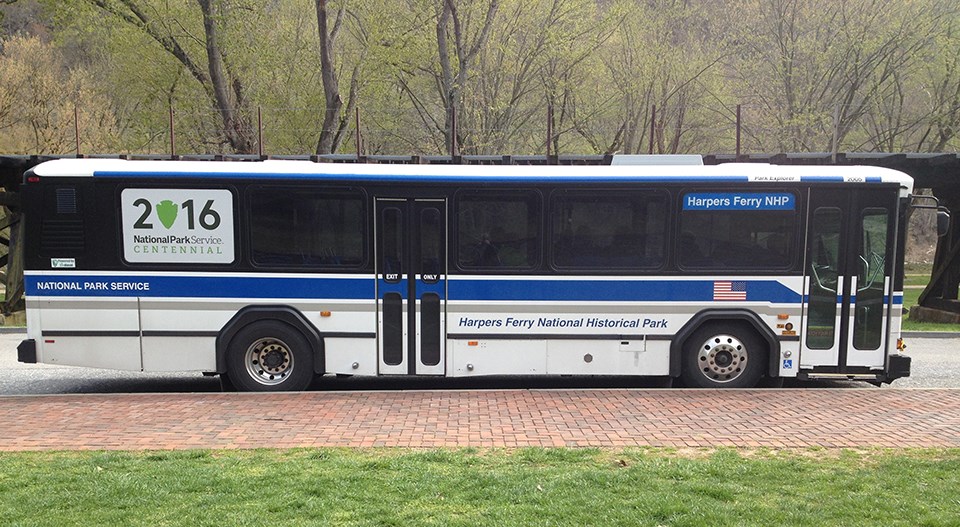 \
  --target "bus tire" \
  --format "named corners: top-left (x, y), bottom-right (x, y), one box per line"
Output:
top-left (225, 321), bottom-right (315, 392)
top-left (680, 322), bottom-right (765, 388)
top-left (219, 373), bottom-right (237, 392)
